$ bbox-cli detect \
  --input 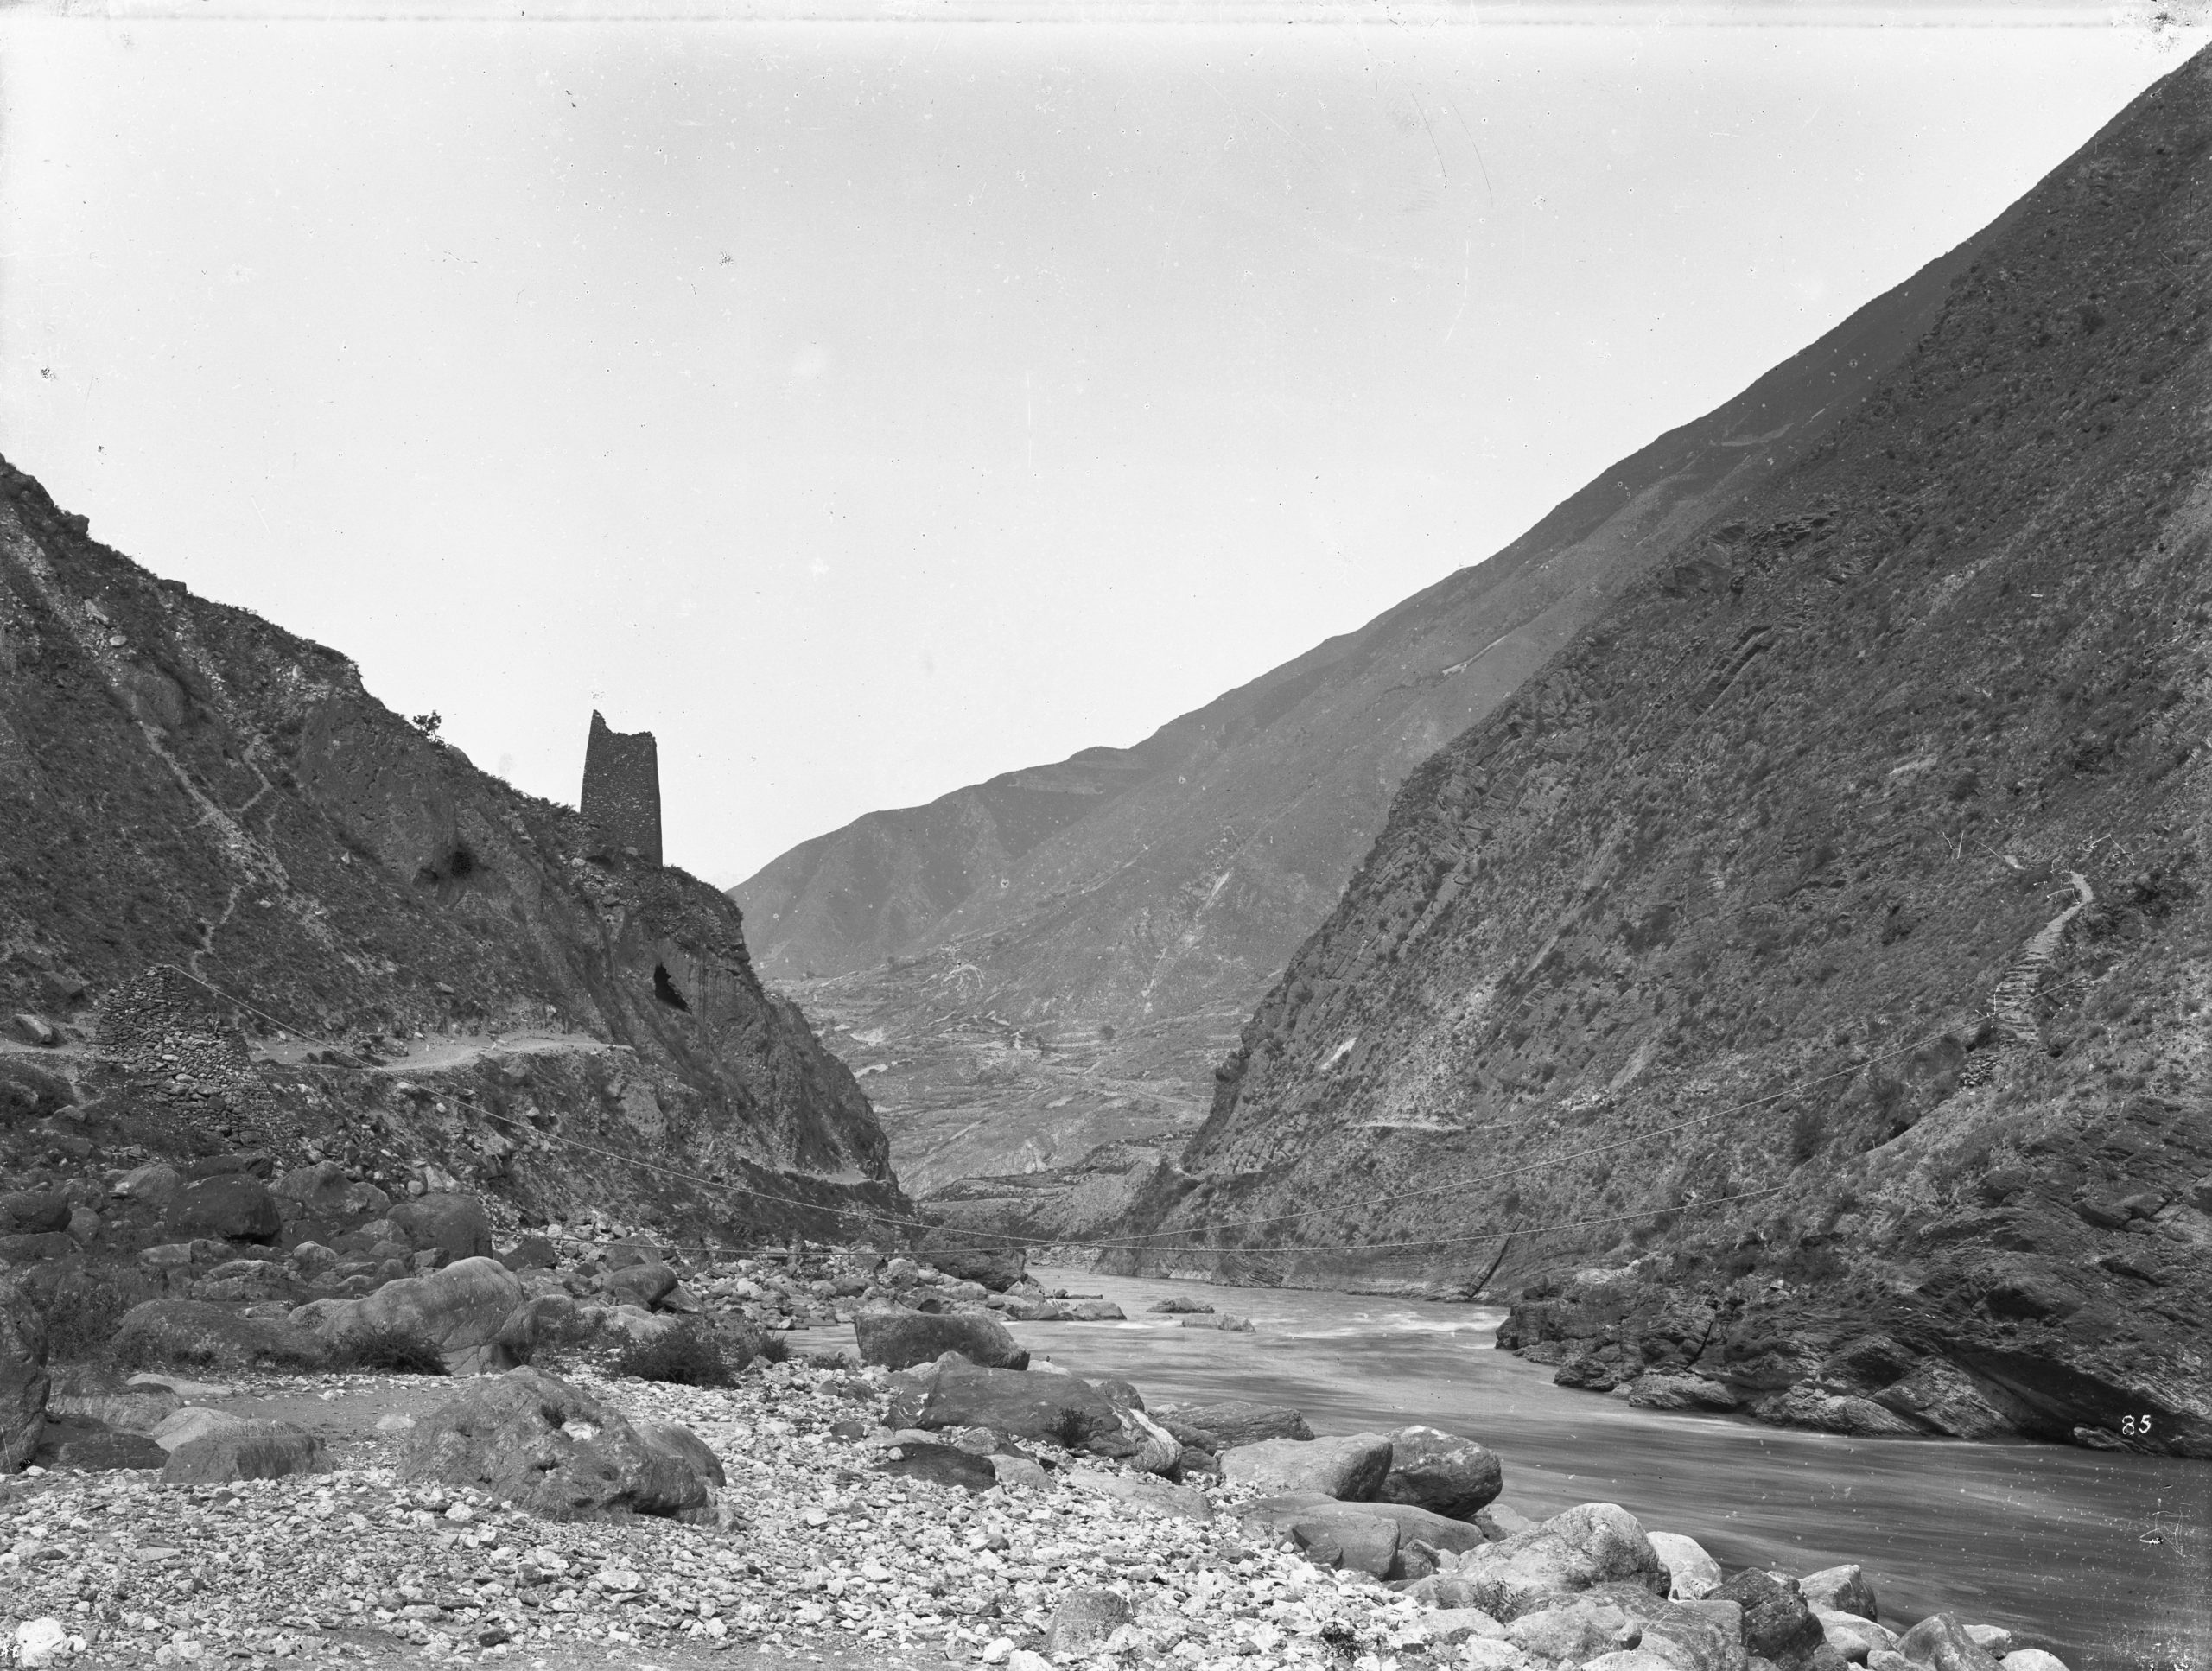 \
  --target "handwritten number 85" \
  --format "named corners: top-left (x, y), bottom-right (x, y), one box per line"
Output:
top-left (2121, 1415), bottom-right (2153, 1437)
